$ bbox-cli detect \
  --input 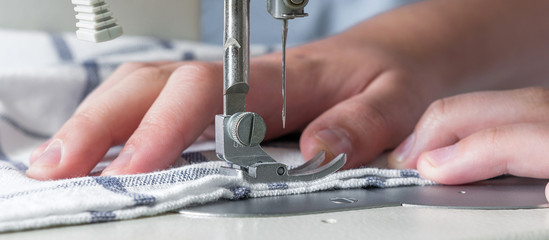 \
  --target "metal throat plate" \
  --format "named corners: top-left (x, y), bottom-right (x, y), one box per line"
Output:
top-left (178, 176), bottom-right (549, 217)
